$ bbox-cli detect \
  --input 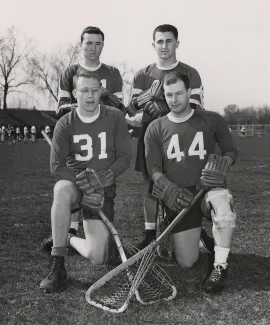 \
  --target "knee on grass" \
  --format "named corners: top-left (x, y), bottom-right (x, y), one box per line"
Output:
top-left (175, 253), bottom-right (199, 269)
